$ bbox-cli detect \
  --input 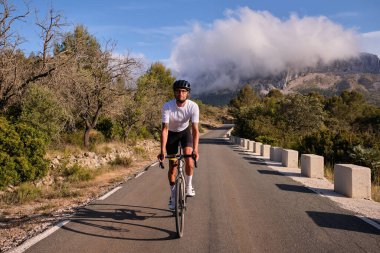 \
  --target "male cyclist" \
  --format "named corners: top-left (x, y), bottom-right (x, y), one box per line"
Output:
top-left (158, 80), bottom-right (200, 210)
